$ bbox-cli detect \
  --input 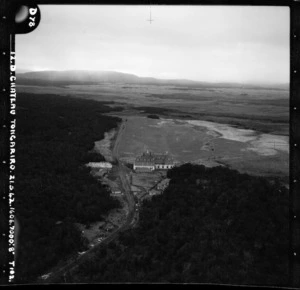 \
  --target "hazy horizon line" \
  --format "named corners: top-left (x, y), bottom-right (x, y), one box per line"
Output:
top-left (16, 68), bottom-right (290, 87)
